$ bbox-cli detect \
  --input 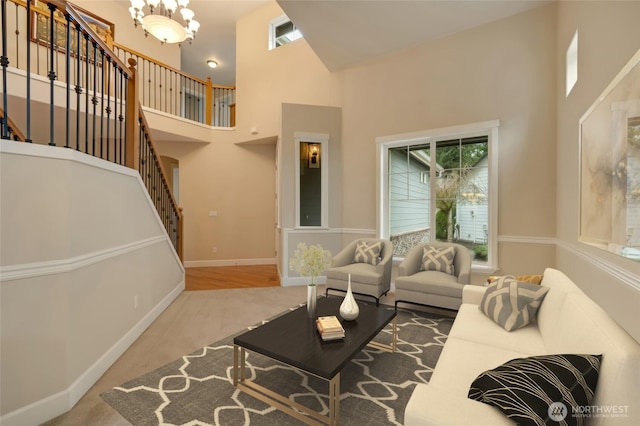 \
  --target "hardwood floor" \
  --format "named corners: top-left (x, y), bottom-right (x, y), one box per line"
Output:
top-left (185, 265), bottom-right (280, 290)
